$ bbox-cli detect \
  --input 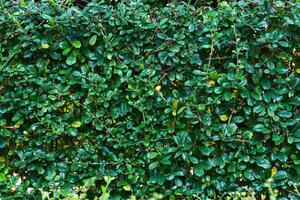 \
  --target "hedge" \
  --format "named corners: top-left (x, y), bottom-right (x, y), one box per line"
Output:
top-left (0, 0), bottom-right (300, 199)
